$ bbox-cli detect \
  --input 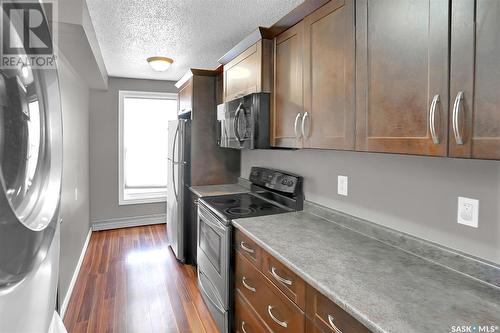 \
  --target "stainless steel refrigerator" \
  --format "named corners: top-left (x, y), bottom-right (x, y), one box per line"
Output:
top-left (168, 70), bottom-right (240, 264)
top-left (167, 119), bottom-right (188, 262)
